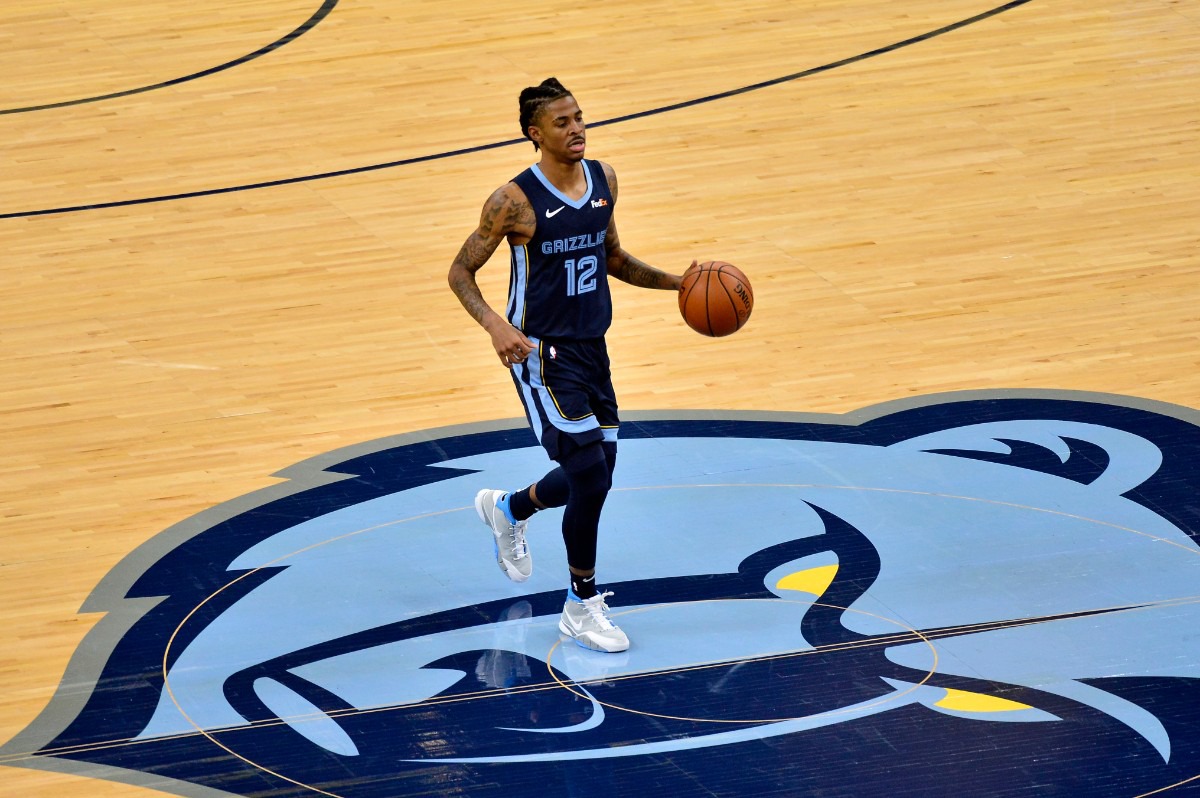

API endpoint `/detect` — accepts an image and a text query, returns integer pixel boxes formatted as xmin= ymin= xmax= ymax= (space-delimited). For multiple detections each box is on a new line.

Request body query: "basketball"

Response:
xmin=678 ymin=261 xmax=754 ymax=337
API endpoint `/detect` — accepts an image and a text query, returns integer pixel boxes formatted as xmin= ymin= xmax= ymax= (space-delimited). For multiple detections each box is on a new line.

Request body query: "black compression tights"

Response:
xmin=509 ymin=442 xmax=616 ymax=572
xmin=560 ymin=447 xmax=612 ymax=572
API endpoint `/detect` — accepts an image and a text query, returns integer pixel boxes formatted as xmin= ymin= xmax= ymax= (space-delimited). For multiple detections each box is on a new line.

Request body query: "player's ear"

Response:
xmin=527 ymin=124 xmax=543 ymax=147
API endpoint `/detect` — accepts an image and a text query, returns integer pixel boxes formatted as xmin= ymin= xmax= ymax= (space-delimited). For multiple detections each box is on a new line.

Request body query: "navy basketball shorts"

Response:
xmin=510 ymin=337 xmax=619 ymax=463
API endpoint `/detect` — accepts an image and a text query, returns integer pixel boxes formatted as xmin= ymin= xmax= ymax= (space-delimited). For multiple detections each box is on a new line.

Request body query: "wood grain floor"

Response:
xmin=1 ymin=0 xmax=1197 ymax=795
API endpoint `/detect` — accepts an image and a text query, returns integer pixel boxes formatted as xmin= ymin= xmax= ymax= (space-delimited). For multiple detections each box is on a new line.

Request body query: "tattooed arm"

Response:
xmin=448 ymin=184 xmax=538 ymax=368
xmin=599 ymin=162 xmax=688 ymax=291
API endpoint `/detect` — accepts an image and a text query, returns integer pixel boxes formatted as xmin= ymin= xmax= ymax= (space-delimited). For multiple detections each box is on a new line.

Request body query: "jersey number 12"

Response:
xmin=563 ymin=256 xmax=598 ymax=297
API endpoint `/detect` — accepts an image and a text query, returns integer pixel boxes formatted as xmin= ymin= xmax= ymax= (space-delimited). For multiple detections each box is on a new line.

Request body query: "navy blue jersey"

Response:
xmin=507 ymin=160 xmax=615 ymax=340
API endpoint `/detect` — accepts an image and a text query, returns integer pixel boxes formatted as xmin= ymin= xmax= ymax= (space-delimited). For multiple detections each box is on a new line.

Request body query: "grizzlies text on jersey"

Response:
xmin=507 ymin=160 xmax=615 ymax=340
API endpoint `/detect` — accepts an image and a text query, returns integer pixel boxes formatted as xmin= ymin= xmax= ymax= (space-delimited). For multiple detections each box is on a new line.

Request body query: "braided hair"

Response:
xmin=518 ymin=77 xmax=573 ymax=151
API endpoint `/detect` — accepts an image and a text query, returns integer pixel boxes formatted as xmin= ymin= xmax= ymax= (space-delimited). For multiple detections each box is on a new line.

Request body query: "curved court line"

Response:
xmin=545 ymin=598 xmax=940 ymax=726
xmin=6 ymin=484 xmax=1196 ymax=795
xmin=0 ymin=0 xmax=1033 ymax=220
xmin=5 ymin=596 xmax=1196 ymax=765
xmin=156 ymin=506 xmax=466 ymax=798
xmin=618 ymin=482 xmax=1200 ymax=556
xmin=0 ymin=0 xmax=338 ymax=117
xmin=153 ymin=481 xmax=1193 ymax=794
xmin=1137 ymin=775 xmax=1200 ymax=798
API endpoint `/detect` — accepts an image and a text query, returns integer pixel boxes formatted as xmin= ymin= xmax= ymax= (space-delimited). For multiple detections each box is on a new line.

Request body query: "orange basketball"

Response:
xmin=678 ymin=261 xmax=753 ymax=337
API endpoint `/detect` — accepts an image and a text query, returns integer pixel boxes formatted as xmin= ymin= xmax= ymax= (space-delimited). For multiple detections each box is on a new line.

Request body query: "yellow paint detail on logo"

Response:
xmin=775 ymin=565 xmax=838 ymax=596
xmin=935 ymin=689 xmax=1031 ymax=713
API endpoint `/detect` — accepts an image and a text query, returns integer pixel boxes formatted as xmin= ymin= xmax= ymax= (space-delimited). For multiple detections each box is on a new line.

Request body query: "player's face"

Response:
xmin=531 ymin=96 xmax=586 ymax=162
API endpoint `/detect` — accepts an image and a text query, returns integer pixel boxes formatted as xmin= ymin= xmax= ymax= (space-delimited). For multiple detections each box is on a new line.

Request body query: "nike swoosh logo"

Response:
xmin=546 ymin=206 xmax=565 ymax=218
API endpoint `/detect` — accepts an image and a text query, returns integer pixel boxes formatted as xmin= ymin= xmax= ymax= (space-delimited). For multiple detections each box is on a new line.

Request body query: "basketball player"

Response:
xmin=447 ymin=78 xmax=687 ymax=652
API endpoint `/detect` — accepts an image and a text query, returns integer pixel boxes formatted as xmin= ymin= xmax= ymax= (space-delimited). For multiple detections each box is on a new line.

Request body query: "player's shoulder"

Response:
xmin=593 ymin=160 xmax=617 ymax=183
xmin=593 ymin=160 xmax=618 ymax=198
xmin=482 ymin=180 xmax=532 ymax=215
xmin=477 ymin=180 xmax=535 ymax=238
xmin=489 ymin=179 xmax=530 ymax=204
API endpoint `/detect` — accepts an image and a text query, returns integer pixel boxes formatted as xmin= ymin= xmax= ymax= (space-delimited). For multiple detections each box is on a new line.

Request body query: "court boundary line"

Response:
xmin=0 ymin=0 xmax=1034 ymax=220
xmin=0 ymin=0 xmax=339 ymax=117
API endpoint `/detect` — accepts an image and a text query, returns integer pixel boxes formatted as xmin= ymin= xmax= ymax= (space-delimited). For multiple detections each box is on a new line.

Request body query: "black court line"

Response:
xmin=0 ymin=0 xmax=1032 ymax=220
xmin=0 ymin=0 xmax=338 ymax=116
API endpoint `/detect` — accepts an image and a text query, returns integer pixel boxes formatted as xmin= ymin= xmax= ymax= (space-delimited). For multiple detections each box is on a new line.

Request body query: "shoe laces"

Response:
xmin=581 ymin=591 xmax=616 ymax=630
xmin=507 ymin=519 xmax=529 ymax=560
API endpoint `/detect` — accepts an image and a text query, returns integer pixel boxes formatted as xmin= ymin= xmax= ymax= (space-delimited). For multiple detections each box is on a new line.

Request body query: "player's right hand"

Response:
xmin=487 ymin=322 xmax=535 ymax=369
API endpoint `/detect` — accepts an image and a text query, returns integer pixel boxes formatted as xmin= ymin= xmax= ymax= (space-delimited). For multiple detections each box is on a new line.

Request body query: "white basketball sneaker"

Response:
xmin=558 ymin=590 xmax=630 ymax=653
xmin=474 ymin=489 xmax=532 ymax=582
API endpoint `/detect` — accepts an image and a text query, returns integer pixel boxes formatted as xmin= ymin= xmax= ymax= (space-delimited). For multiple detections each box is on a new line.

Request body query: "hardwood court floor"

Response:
xmin=1 ymin=1 xmax=1198 ymax=796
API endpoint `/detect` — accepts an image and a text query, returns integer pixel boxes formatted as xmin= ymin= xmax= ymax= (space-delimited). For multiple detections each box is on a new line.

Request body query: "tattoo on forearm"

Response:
xmin=448 ymin=266 xmax=492 ymax=325
xmin=449 ymin=232 xmax=502 ymax=324
xmin=609 ymin=250 xmax=677 ymax=289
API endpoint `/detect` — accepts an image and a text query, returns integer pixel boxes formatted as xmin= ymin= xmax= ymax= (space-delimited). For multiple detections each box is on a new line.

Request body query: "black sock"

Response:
xmin=507 ymin=487 xmax=538 ymax=522
xmin=571 ymin=572 xmax=597 ymax=600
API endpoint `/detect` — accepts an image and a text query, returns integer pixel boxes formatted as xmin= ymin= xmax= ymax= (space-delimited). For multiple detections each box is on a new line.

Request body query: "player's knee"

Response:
xmin=580 ymin=461 xmax=612 ymax=502
xmin=563 ymin=448 xmax=611 ymax=503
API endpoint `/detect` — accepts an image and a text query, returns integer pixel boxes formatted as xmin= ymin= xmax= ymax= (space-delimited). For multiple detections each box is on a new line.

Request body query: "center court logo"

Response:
xmin=4 ymin=392 xmax=1200 ymax=798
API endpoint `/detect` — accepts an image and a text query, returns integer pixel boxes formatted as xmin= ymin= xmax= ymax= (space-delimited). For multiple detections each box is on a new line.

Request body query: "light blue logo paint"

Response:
xmin=5 ymin=393 xmax=1199 ymax=797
